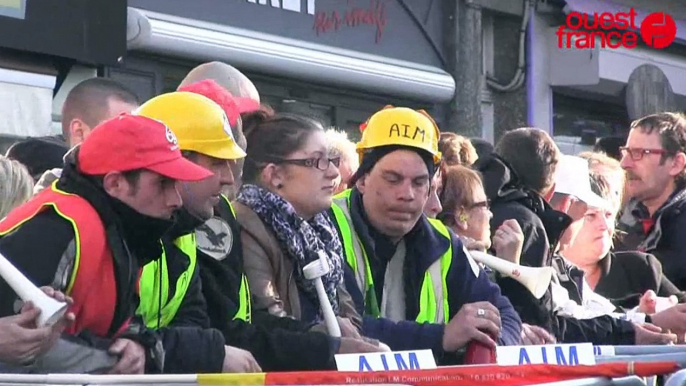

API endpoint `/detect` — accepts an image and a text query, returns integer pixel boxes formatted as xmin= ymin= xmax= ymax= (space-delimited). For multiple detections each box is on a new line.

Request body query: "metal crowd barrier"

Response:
xmin=0 ymin=345 xmax=683 ymax=386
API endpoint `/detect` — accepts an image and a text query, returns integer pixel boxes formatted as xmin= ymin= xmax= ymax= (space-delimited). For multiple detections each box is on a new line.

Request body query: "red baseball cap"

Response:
xmin=233 ymin=97 xmax=261 ymax=114
xmin=178 ymin=79 xmax=260 ymax=123
xmin=78 ymin=114 xmax=213 ymax=181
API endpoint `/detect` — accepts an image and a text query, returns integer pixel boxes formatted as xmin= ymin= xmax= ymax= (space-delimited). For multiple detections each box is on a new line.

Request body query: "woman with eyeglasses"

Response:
xmin=437 ymin=165 xmax=557 ymax=344
xmin=437 ymin=165 xmax=523 ymax=263
xmin=233 ymin=110 xmax=364 ymax=334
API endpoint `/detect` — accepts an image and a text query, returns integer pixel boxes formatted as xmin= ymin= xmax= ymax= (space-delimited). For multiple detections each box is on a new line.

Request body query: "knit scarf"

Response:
xmin=237 ymin=184 xmax=343 ymax=317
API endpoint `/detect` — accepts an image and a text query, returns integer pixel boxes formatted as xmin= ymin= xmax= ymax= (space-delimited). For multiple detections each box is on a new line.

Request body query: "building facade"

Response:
xmin=119 ymin=0 xmax=455 ymax=141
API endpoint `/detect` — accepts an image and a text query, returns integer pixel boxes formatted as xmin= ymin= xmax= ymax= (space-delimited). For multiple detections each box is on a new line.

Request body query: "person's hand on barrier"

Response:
xmin=108 ymin=338 xmax=146 ymax=374
xmin=443 ymin=302 xmax=500 ymax=352
xmin=520 ymin=324 xmax=556 ymax=345
xmin=223 ymin=345 xmax=262 ymax=373
xmin=632 ymin=323 xmax=677 ymax=345
xmin=649 ymin=303 xmax=686 ymax=335
xmin=338 ymin=337 xmax=390 ymax=354
xmin=492 ymin=219 xmax=524 ymax=264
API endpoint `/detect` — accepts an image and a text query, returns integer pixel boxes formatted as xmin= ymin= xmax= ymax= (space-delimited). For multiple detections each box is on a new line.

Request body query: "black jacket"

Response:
xmin=0 ymin=154 xmax=168 ymax=373
xmin=475 ymin=154 xmax=636 ymax=345
xmin=593 ymin=251 xmax=686 ymax=309
xmin=616 ymin=186 xmax=686 ymax=289
xmin=196 ymin=197 xmax=340 ymax=371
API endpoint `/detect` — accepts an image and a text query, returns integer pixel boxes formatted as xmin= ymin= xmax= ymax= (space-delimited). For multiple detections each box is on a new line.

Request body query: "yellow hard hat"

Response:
xmin=135 ymin=91 xmax=246 ymax=160
xmin=357 ymin=106 xmax=441 ymax=164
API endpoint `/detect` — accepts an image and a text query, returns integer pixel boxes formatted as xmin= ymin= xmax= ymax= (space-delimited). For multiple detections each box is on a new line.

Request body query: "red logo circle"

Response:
xmin=641 ymin=12 xmax=677 ymax=49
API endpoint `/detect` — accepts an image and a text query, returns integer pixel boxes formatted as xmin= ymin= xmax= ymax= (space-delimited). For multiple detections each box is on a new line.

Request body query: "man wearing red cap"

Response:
xmin=0 ymin=114 xmax=212 ymax=374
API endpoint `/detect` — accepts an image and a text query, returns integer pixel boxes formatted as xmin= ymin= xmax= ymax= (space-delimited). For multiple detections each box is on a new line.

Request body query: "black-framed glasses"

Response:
xmin=619 ymin=147 xmax=673 ymax=161
xmin=274 ymin=156 xmax=341 ymax=171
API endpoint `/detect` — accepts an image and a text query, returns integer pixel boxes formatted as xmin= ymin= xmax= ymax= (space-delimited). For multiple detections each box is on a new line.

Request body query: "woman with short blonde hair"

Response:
xmin=0 ymin=156 xmax=33 ymax=219
xmin=325 ymin=128 xmax=359 ymax=194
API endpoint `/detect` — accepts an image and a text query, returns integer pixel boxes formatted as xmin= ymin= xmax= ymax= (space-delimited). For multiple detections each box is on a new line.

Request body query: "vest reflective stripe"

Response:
xmin=330 ymin=193 xmax=379 ymax=316
xmin=0 ymin=182 xmax=117 ymax=337
xmin=139 ymin=234 xmax=197 ymax=328
xmin=234 ymin=273 xmax=251 ymax=323
xmin=331 ymin=189 xmax=452 ymax=324
xmin=220 ymin=194 xmax=251 ymax=323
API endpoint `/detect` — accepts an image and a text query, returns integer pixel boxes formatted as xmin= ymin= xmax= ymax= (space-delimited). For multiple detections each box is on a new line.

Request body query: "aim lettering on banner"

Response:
xmin=496 ymin=343 xmax=595 ymax=366
xmin=335 ymin=349 xmax=436 ymax=372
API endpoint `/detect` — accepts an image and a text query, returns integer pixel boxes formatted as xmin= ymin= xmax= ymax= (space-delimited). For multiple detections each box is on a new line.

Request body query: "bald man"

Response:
xmin=178 ymin=61 xmax=260 ymax=199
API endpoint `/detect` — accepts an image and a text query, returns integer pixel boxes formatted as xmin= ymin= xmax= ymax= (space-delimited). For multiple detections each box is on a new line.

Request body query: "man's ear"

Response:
xmin=670 ymin=152 xmax=686 ymax=178
xmin=69 ymin=119 xmax=89 ymax=147
xmin=355 ymin=174 xmax=367 ymax=194
xmin=102 ymin=172 xmax=125 ymax=198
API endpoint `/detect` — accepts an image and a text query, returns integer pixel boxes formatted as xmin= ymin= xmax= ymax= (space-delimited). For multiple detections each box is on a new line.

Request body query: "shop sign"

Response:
xmin=313 ymin=0 xmax=388 ymax=44
xmin=246 ymin=0 xmax=389 ymax=44
xmin=556 ymin=9 xmax=677 ymax=50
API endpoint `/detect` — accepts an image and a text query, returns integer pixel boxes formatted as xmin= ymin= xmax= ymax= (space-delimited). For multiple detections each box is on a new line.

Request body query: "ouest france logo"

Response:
xmin=556 ymin=9 xmax=678 ymax=50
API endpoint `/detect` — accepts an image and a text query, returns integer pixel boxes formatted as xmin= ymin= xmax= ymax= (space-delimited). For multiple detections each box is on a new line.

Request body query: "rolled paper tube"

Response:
xmin=0 ymin=252 xmax=67 ymax=326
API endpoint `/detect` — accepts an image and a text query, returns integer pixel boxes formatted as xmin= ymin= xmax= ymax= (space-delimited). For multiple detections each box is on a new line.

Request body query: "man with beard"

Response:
xmin=616 ymin=113 xmax=686 ymax=290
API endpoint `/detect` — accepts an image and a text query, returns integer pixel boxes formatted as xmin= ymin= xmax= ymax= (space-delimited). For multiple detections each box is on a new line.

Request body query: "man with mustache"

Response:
xmin=478 ymin=129 xmax=677 ymax=345
xmin=329 ymin=106 xmax=522 ymax=363
xmin=616 ymin=113 xmax=686 ymax=290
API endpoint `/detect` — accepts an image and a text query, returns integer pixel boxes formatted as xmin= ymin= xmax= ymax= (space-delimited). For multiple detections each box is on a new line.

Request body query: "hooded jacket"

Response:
xmin=475 ymin=154 xmax=635 ymax=344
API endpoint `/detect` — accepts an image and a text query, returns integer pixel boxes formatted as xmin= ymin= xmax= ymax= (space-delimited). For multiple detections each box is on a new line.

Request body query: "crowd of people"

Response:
xmin=0 ymin=60 xmax=685 ymax=374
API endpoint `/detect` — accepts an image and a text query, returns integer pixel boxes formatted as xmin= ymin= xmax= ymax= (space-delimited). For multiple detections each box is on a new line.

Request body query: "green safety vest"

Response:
xmin=330 ymin=189 xmax=452 ymax=324
xmin=139 ymin=197 xmax=252 ymax=328
xmin=138 ymin=234 xmax=197 ymax=328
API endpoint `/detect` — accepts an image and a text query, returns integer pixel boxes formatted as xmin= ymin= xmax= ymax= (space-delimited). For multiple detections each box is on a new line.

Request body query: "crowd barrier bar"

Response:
xmin=599 ymin=347 xmax=686 ymax=356
xmin=597 ymin=354 xmax=686 ymax=367
xmin=529 ymin=377 xmax=645 ymax=386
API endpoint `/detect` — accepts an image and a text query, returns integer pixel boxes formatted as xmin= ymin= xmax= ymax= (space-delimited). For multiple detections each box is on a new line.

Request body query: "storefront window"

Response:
xmin=553 ymin=92 xmax=631 ymax=141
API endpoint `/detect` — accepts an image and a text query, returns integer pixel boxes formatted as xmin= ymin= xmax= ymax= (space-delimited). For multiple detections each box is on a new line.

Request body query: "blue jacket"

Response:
xmin=331 ymin=188 xmax=522 ymax=363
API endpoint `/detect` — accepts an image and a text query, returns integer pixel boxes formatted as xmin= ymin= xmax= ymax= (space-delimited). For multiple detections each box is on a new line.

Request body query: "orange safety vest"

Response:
xmin=0 ymin=185 xmax=121 ymax=337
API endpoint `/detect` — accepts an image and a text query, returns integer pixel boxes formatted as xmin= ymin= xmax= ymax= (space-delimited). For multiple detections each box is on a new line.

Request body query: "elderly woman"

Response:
xmin=325 ymin=128 xmax=359 ymax=194
xmin=562 ymin=173 xmax=685 ymax=312
xmin=437 ymin=165 xmax=555 ymax=345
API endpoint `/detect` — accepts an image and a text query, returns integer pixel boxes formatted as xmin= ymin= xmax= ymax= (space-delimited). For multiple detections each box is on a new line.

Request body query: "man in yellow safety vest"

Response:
xmin=329 ymin=106 xmax=522 ymax=363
